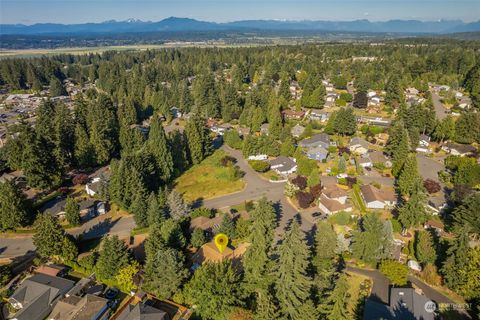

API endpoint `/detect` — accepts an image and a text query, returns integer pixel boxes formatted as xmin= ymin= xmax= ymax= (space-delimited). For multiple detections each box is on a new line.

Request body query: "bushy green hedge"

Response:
xmin=248 ymin=160 xmax=270 ymax=172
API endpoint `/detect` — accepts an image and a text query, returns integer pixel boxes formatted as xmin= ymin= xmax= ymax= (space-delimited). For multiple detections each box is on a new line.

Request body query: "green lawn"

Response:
xmin=175 ymin=150 xmax=246 ymax=202
xmin=345 ymin=272 xmax=372 ymax=318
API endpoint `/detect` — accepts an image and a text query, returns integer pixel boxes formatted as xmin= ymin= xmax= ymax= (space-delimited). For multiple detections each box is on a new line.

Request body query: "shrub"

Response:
xmin=338 ymin=178 xmax=347 ymax=185
xmin=296 ymin=191 xmax=314 ymax=208
xmin=73 ymin=174 xmax=89 ymax=185
xmin=346 ymin=176 xmax=357 ymax=188
xmin=391 ymin=219 xmax=402 ymax=233
xmin=310 ymin=184 xmax=323 ymax=198
xmin=291 ymin=176 xmax=308 ymax=190
xmin=248 ymin=160 xmax=270 ymax=172
xmin=191 ymin=228 xmax=207 ymax=248
xmin=420 ymin=263 xmax=442 ymax=286
xmin=220 ymin=156 xmax=237 ymax=167
xmin=330 ymin=211 xmax=351 ymax=225
xmin=191 ymin=208 xmax=215 ymax=219
xmin=423 ymin=179 xmax=441 ymax=194
xmin=379 ymin=260 xmax=408 ymax=286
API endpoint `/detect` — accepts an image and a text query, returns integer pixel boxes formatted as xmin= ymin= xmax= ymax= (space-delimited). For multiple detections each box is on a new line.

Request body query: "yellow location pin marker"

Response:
xmin=214 ymin=233 xmax=229 ymax=253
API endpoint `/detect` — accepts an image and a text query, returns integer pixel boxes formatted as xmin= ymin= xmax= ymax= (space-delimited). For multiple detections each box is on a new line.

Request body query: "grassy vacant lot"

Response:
xmin=345 ymin=271 xmax=372 ymax=318
xmin=175 ymin=150 xmax=245 ymax=202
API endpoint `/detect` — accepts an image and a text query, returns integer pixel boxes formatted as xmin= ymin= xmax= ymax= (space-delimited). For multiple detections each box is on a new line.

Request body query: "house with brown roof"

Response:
xmin=322 ymin=185 xmax=348 ymax=204
xmin=281 ymin=109 xmax=305 ymax=120
xmin=318 ymin=194 xmax=352 ymax=215
xmin=191 ymin=241 xmax=250 ymax=269
xmin=360 ymin=184 xmax=397 ymax=209
xmin=48 ymin=294 xmax=110 ymax=320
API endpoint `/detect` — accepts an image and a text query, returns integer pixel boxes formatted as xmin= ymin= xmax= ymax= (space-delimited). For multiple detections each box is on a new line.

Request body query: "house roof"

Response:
xmin=49 ymin=294 xmax=109 ymax=320
xmin=192 ymin=241 xmax=235 ymax=265
xmin=368 ymin=151 xmax=388 ymax=164
xmin=319 ymin=194 xmax=351 ymax=213
xmin=419 ymin=134 xmax=430 ymax=142
xmin=349 ymin=137 xmax=369 ymax=148
xmin=300 ymin=133 xmax=331 ymax=147
xmin=361 ymin=184 xmax=396 ymax=203
xmin=322 ymin=185 xmax=347 ymax=199
xmin=190 ymin=214 xmax=225 ymax=232
xmin=269 ymin=156 xmax=297 ymax=172
xmin=10 ymin=274 xmax=75 ymax=320
xmin=445 ymin=143 xmax=476 ymax=154
xmin=425 ymin=219 xmax=444 ymax=230
xmin=117 ymin=302 xmax=167 ymax=320
xmin=35 ymin=265 xmax=66 ymax=277
xmin=306 ymin=146 xmax=328 ymax=155
xmin=282 ymin=109 xmax=305 ymax=118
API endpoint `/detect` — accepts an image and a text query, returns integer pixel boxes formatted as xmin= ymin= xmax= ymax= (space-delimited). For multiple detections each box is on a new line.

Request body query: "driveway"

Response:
xmin=416 ymin=154 xmax=445 ymax=182
xmin=431 ymin=91 xmax=448 ymax=120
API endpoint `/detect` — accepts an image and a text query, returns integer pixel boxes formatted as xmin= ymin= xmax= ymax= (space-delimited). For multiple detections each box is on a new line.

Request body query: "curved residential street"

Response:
xmin=0 ymin=144 xmax=314 ymax=259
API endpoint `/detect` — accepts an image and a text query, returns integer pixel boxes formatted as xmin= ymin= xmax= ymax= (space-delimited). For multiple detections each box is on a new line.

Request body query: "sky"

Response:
xmin=1 ymin=0 xmax=479 ymax=25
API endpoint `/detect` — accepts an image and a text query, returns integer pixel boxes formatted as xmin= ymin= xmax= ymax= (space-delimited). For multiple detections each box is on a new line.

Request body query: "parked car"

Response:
xmin=104 ymin=287 xmax=119 ymax=299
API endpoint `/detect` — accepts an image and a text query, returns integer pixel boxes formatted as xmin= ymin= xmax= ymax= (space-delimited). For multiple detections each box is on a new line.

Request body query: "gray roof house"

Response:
xmin=306 ymin=146 xmax=328 ymax=162
xmin=269 ymin=156 xmax=297 ymax=176
xmin=9 ymin=273 xmax=75 ymax=320
xmin=291 ymin=124 xmax=305 ymax=138
xmin=47 ymin=294 xmax=110 ymax=320
xmin=363 ymin=287 xmax=434 ymax=320
xmin=117 ymin=301 xmax=167 ymax=320
xmin=299 ymin=133 xmax=334 ymax=149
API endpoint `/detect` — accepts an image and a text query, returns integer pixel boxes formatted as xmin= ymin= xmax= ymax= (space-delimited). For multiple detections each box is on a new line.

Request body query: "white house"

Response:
xmin=318 ymin=194 xmax=352 ymax=215
xmin=349 ymin=137 xmax=370 ymax=155
xmin=269 ymin=156 xmax=297 ymax=176
xmin=357 ymin=154 xmax=373 ymax=168
xmin=360 ymin=184 xmax=397 ymax=209
xmin=248 ymin=154 xmax=268 ymax=161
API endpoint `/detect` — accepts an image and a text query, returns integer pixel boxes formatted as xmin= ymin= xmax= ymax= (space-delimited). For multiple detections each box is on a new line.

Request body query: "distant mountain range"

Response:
xmin=1 ymin=17 xmax=480 ymax=35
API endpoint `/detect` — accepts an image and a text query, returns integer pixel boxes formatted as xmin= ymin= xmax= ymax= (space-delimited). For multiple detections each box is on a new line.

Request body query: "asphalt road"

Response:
xmin=0 ymin=144 xmax=314 ymax=259
xmin=431 ymin=91 xmax=448 ymax=120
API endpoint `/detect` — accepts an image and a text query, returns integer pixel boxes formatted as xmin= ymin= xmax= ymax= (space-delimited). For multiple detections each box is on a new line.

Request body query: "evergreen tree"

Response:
xmin=169 ymin=130 xmax=190 ymax=175
xmin=49 ymin=77 xmax=66 ymax=96
xmin=130 ymin=187 xmax=148 ymax=228
xmin=280 ymin=137 xmax=296 ymax=157
xmin=147 ymin=114 xmax=174 ymax=182
xmin=185 ymin=114 xmax=211 ymax=165
xmin=33 ymin=214 xmax=77 ymax=261
xmin=333 ymin=107 xmax=357 ymax=136
xmin=397 ymin=186 xmax=428 ymax=229
xmin=321 ymin=273 xmax=351 ymax=320
xmin=0 ymin=181 xmax=30 ymax=231
xmin=452 ymin=193 xmax=480 ymax=236
xmin=167 ymin=190 xmax=190 ymax=220
xmin=391 ymin=128 xmax=410 ymax=177
xmin=96 ymin=235 xmax=130 ymax=280
xmin=217 ymin=213 xmax=236 ymax=239
xmin=255 ymin=289 xmax=279 ymax=320
xmin=191 ymin=228 xmax=206 ymax=248
xmin=143 ymin=242 xmax=188 ymax=300
xmin=243 ymin=198 xmax=277 ymax=292
xmin=352 ymin=213 xmax=391 ymax=265
xmin=442 ymin=229 xmax=471 ymax=294
xmin=313 ymin=222 xmax=337 ymax=296
xmin=397 ymin=153 xmax=422 ymax=196
xmin=74 ymin=124 xmax=96 ymax=168
xmin=415 ymin=231 xmax=437 ymax=265
xmin=159 ymin=219 xmax=187 ymax=249
xmin=184 ymin=261 xmax=242 ymax=320
xmin=147 ymin=192 xmax=165 ymax=226
xmin=64 ymin=196 xmax=81 ymax=226
xmin=274 ymin=220 xmax=311 ymax=319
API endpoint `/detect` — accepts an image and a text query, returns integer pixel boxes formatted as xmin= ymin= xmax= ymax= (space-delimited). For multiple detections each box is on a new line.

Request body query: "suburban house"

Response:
xmin=426 ymin=195 xmax=447 ymax=215
xmin=323 ymin=184 xmax=348 ymax=204
xmin=306 ymin=146 xmax=329 ymax=162
xmin=269 ymin=156 xmax=297 ymax=176
xmin=237 ymin=127 xmax=251 ymax=137
xmin=47 ymin=294 xmax=110 ymax=320
xmin=117 ymin=300 xmax=167 ymax=320
xmin=363 ymin=287 xmax=434 ymax=320
xmin=424 ymin=219 xmax=444 ymax=236
xmin=281 ymin=109 xmax=305 ymax=120
xmin=308 ymin=109 xmax=329 ymax=122
xmin=299 ymin=133 xmax=335 ymax=149
xmin=291 ymin=124 xmax=305 ymax=138
xmin=368 ymin=96 xmax=381 ymax=106
xmin=85 ymin=177 xmax=101 ymax=196
xmin=360 ymin=184 xmax=397 ymax=209
xmin=442 ymin=143 xmax=476 ymax=157
xmin=9 ymin=273 xmax=75 ymax=320
xmin=349 ymin=137 xmax=370 ymax=155
xmin=170 ymin=106 xmax=182 ymax=118
xmin=260 ymin=123 xmax=269 ymax=135
xmin=191 ymin=241 xmax=250 ymax=268
xmin=368 ymin=150 xmax=392 ymax=168
xmin=318 ymin=185 xmax=352 ymax=215
xmin=189 ymin=214 xmax=226 ymax=236
xmin=416 ymin=134 xmax=431 ymax=153
xmin=247 ymin=154 xmax=268 ymax=161
xmin=42 ymin=197 xmax=100 ymax=220
xmin=210 ymin=123 xmax=231 ymax=136
xmin=357 ymin=154 xmax=373 ymax=168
